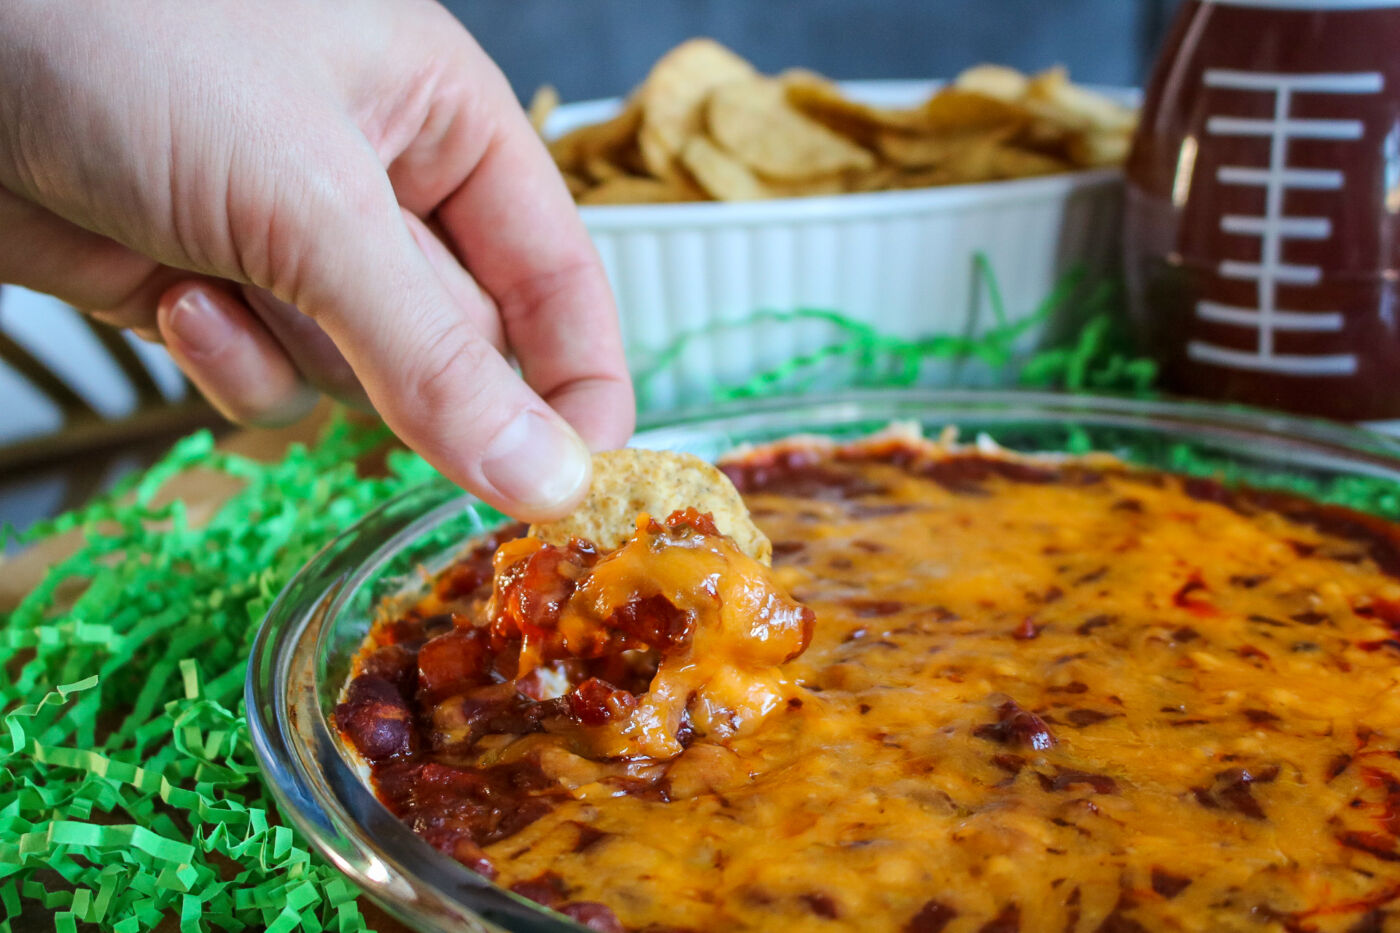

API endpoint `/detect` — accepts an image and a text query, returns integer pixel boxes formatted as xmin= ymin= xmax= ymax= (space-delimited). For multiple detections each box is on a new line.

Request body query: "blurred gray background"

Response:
xmin=443 ymin=0 xmax=1183 ymax=102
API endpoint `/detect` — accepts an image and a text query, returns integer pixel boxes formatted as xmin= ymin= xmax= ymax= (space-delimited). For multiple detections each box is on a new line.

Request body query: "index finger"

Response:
xmin=433 ymin=70 xmax=635 ymax=452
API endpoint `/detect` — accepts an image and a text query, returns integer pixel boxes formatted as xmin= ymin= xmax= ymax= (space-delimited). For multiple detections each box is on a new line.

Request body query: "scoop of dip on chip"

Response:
xmin=486 ymin=448 xmax=800 ymax=759
xmin=492 ymin=507 xmax=810 ymax=760
xmin=338 ymin=447 xmax=807 ymax=771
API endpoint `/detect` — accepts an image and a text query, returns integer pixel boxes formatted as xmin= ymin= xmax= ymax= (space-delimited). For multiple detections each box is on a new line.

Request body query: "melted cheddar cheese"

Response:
xmin=340 ymin=439 xmax=1400 ymax=933
xmin=488 ymin=510 xmax=811 ymax=759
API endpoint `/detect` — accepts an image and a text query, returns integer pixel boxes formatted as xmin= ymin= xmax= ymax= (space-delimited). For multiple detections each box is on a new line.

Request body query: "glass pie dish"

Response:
xmin=245 ymin=389 xmax=1400 ymax=933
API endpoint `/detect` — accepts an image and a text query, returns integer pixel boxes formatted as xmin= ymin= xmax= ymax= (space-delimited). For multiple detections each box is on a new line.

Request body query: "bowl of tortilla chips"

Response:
xmin=529 ymin=40 xmax=1138 ymax=408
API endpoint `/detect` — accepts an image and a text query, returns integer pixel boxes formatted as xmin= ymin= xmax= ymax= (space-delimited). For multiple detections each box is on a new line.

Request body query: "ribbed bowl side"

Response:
xmin=593 ymin=177 xmax=1124 ymax=409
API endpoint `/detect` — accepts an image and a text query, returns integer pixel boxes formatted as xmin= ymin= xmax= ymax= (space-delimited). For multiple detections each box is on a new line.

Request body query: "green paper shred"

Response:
xmin=0 ymin=258 xmax=1386 ymax=930
xmin=630 ymin=256 xmax=1153 ymax=407
xmin=2 ymin=418 xmax=395 ymax=933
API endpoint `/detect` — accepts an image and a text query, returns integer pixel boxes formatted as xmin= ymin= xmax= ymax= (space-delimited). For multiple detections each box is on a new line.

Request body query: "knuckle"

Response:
xmin=403 ymin=318 xmax=501 ymax=425
xmin=249 ymin=147 xmax=392 ymax=312
xmin=308 ymin=157 xmax=387 ymax=226
xmin=493 ymin=252 xmax=604 ymax=326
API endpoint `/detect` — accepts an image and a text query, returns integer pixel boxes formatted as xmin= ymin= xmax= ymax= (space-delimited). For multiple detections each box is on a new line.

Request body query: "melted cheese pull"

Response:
xmin=488 ymin=508 xmax=813 ymax=760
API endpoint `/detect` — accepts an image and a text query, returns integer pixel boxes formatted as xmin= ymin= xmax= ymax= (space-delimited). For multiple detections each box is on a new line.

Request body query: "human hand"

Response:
xmin=0 ymin=0 xmax=633 ymax=521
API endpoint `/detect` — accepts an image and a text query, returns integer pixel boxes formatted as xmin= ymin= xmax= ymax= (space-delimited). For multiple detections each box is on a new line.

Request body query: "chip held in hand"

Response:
xmin=529 ymin=448 xmax=772 ymax=564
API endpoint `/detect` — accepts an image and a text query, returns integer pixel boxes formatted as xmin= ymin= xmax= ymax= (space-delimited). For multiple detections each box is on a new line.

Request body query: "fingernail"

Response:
xmin=167 ymin=289 xmax=234 ymax=358
xmin=481 ymin=410 xmax=590 ymax=515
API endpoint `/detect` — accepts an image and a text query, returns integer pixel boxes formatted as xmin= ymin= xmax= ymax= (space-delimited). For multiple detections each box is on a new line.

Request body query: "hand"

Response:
xmin=0 ymin=0 xmax=634 ymax=521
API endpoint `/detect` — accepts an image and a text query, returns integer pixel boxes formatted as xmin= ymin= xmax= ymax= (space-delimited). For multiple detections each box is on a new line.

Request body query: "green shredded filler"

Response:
xmin=0 ymin=264 xmax=1392 ymax=931
xmin=631 ymin=257 xmax=1156 ymax=406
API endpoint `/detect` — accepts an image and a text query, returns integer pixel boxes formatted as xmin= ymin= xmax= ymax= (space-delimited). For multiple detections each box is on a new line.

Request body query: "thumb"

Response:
xmin=270 ymin=140 xmax=594 ymax=523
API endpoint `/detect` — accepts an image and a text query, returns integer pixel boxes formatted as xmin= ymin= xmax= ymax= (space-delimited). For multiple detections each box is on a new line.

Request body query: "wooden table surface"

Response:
xmin=2 ymin=407 xmax=329 ymax=605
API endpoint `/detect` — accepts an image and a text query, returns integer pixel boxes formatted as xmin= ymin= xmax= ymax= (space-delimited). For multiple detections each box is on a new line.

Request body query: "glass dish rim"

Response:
xmin=245 ymin=388 xmax=1400 ymax=933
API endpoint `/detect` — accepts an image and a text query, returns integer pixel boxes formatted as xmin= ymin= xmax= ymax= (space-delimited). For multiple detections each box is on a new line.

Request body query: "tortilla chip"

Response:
xmin=940 ymin=139 xmax=1002 ymax=184
xmin=953 ymin=64 xmax=1030 ymax=102
xmin=843 ymin=164 xmax=905 ymax=193
xmin=561 ymin=171 xmax=591 ymax=198
xmin=531 ymin=449 xmax=772 ymax=564
xmin=681 ymin=136 xmax=770 ymax=201
xmin=874 ymin=124 xmax=1019 ymax=169
xmin=917 ymin=89 xmax=1030 ymax=134
xmin=781 ymin=69 xmax=927 ymax=143
xmin=988 ymin=145 xmax=1072 ymax=178
xmin=637 ymin=123 xmax=676 ymax=184
xmin=582 ymin=154 xmax=627 ymax=183
xmin=1026 ymin=67 xmax=1137 ymax=134
xmin=942 ymin=143 xmax=1069 ymax=184
xmin=578 ymin=175 xmax=699 ymax=205
xmin=1067 ymin=129 xmax=1133 ymax=168
xmin=549 ymin=97 xmax=643 ymax=172
xmin=638 ymin=38 xmax=758 ymax=180
xmin=1013 ymin=114 xmax=1077 ymax=156
xmin=891 ymin=167 xmax=956 ymax=190
xmin=706 ymin=77 xmax=876 ymax=180
xmin=612 ymin=136 xmax=650 ymax=177
xmin=527 ymin=85 xmax=560 ymax=135
xmin=764 ymin=172 xmax=848 ymax=198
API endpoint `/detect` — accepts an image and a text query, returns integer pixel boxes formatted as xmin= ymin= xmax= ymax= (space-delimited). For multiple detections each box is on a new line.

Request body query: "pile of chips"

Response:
xmin=531 ymin=39 xmax=1138 ymax=204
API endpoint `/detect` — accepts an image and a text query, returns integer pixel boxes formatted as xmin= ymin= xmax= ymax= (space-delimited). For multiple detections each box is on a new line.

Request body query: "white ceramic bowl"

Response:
xmin=550 ymin=80 xmax=1136 ymax=408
